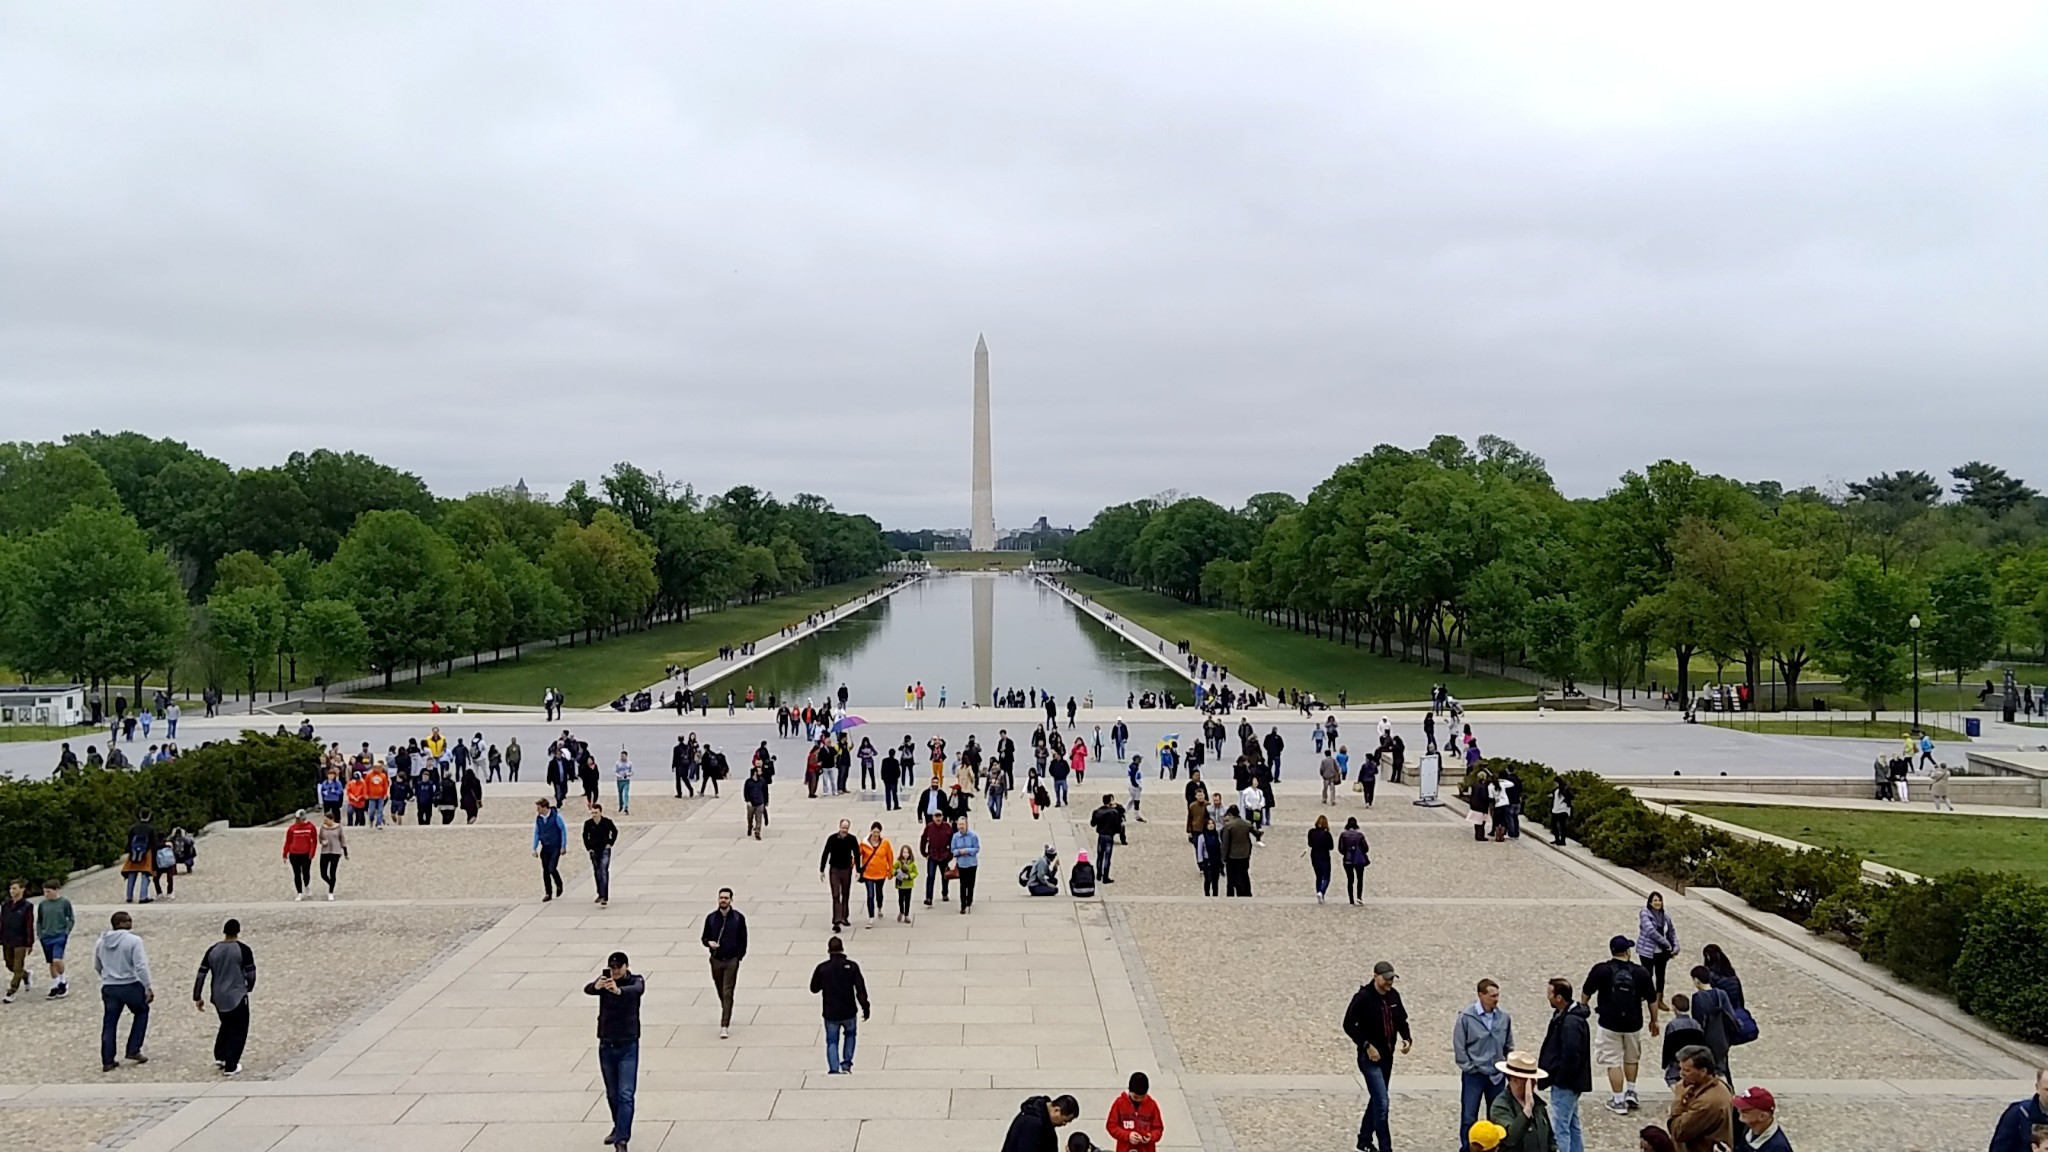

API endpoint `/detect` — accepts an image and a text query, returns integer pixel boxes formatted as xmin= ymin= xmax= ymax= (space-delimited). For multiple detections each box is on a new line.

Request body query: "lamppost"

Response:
xmin=1908 ymin=613 xmax=1921 ymax=733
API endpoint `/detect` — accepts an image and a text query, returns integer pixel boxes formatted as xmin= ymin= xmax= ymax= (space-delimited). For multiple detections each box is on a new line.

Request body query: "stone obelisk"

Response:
xmin=969 ymin=334 xmax=996 ymax=550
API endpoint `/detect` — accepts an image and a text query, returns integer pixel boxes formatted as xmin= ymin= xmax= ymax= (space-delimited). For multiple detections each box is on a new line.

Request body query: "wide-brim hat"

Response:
xmin=1494 ymin=1050 xmax=1548 ymax=1081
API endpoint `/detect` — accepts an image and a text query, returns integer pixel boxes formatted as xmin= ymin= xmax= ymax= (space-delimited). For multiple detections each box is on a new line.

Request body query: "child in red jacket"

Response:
xmin=1106 ymin=1071 xmax=1163 ymax=1152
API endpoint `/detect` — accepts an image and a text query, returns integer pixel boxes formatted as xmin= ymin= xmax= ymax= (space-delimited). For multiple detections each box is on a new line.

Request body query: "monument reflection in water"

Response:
xmin=730 ymin=574 xmax=1183 ymax=708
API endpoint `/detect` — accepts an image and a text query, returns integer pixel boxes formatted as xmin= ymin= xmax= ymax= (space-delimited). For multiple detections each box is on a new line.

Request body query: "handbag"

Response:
xmin=944 ymin=864 xmax=961 ymax=880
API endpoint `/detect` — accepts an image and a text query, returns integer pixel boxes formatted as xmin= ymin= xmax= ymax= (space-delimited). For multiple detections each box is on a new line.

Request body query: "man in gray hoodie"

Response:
xmin=193 ymin=919 xmax=257 ymax=1076
xmin=94 ymin=911 xmax=152 ymax=1071
xmin=1453 ymin=978 xmax=1514 ymax=1148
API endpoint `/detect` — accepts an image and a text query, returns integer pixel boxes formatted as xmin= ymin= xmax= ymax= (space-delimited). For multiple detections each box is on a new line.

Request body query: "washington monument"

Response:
xmin=970 ymin=334 xmax=996 ymax=550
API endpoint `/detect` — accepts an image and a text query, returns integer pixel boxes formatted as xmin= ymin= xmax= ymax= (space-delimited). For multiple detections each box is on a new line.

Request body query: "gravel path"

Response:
xmin=0 ymin=905 xmax=503 ymax=1084
xmin=1124 ymin=898 xmax=1989 ymax=1080
xmin=1216 ymin=1089 xmax=2008 ymax=1152
xmin=8 ymin=1105 xmax=148 ymax=1152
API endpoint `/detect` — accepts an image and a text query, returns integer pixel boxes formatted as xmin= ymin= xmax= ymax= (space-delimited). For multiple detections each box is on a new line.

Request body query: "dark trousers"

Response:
xmin=924 ymin=861 xmax=951 ymax=903
xmin=1551 ymin=811 xmax=1570 ymax=845
xmin=319 ymin=853 xmax=341 ymax=893
xmin=708 ymin=958 xmax=741 ymax=1028
xmin=1361 ymin=777 xmax=1376 ymax=805
xmin=100 ymin=982 xmax=149 ymax=1066
xmin=540 ymin=846 xmax=564 ymax=897
xmin=957 ymin=865 xmax=978 ymax=910
xmin=1096 ymin=834 xmax=1115 ymax=880
xmin=214 ymin=1000 xmax=251 ymax=1069
xmin=1202 ymin=863 xmax=1221 ymax=896
xmin=598 ymin=1040 xmax=639 ymax=1144
xmin=1225 ymin=857 xmax=1252 ymax=897
xmin=288 ymin=854 xmax=312 ymax=893
xmin=591 ymin=848 xmax=611 ymax=902
xmin=829 ymin=868 xmax=853 ymax=926
xmin=1459 ymin=1071 xmax=1500 ymax=1148
xmin=883 ymin=780 xmax=899 ymax=809
xmin=1344 ymin=862 xmax=1365 ymax=903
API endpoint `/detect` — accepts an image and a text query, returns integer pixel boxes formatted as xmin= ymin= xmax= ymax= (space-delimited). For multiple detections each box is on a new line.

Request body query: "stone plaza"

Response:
xmin=3 ymin=708 xmax=2039 ymax=1152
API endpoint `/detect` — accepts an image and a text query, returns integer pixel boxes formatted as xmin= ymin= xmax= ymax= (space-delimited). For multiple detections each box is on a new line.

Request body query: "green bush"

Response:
xmin=1858 ymin=871 xmax=2000 ymax=994
xmin=1706 ymin=839 xmax=1862 ymax=925
xmin=0 ymin=732 xmax=318 ymax=885
xmin=1952 ymin=878 xmax=2048 ymax=1044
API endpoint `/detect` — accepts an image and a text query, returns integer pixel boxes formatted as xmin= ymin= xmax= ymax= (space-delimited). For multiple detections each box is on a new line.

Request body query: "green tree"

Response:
xmin=1949 ymin=462 xmax=2036 ymax=519
xmin=652 ymin=506 xmax=740 ymax=619
xmin=1925 ymin=553 xmax=2002 ymax=685
xmin=321 ymin=510 xmax=461 ymax=686
xmin=1130 ymin=498 xmax=1250 ymax=602
xmin=294 ymin=598 xmax=369 ymax=698
xmin=1814 ymin=555 xmax=1917 ymax=718
xmin=0 ymin=442 xmax=121 ymax=536
xmin=1522 ymin=594 xmax=1582 ymax=689
xmin=206 ymin=584 xmax=286 ymax=711
xmin=283 ymin=449 xmax=435 ymax=558
xmin=0 ymin=506 xmax=188 ymax=698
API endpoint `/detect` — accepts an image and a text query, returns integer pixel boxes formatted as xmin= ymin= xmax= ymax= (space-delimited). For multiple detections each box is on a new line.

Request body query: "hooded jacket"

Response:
xmin=1000 ymin=1095 xmax=1060 ymax=1152
xmin=1537 ymin=1001 xmax=1592 ymax=1093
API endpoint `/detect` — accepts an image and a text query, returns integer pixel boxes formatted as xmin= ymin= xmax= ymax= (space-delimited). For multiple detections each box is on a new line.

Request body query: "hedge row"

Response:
xmin=1476 ymin=757 xmax=2048 ymax=1046
xmin=0 ymin=732 xmax=320 ymax=885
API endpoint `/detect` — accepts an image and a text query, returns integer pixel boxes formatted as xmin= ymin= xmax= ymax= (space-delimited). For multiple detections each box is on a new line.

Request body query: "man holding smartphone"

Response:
xmin=585 ymin=952 xmax=644 ymax=1151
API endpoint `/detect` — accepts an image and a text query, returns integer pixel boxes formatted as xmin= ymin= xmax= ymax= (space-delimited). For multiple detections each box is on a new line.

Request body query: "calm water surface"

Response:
xmin=725 ymin=574 xmax=1183 ymax=707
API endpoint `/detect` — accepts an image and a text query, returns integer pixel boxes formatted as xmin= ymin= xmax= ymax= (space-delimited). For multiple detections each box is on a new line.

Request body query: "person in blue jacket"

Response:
xmin=1989 ymin=1068 xmax=2048 ymax=1152
xmin=948 ymin=817 xmax=981 ymax=914
xmin=532 ymin=799 xmax=568 ymax=901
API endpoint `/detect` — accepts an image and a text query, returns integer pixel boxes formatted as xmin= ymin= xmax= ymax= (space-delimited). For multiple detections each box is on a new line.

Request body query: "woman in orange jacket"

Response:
xmin=857 ymin=823 xmax=894 ymax=928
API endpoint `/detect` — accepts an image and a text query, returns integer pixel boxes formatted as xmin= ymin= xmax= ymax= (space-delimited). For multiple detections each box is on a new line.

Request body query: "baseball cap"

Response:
xmin=1608 ymin=934 xmax=1633 ymax=955
xmin=1732 ymin=1086 xmax=1777 ymax=1112
xmin=1372 ymin=961 xmax=1398 ymax=979
xmin=1466 ymin=1119 xmax=1506 ymax=1150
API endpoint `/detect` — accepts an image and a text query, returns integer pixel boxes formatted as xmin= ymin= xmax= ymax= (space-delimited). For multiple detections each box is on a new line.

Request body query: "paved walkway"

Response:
xmin=10 ymin=747 xmax=2042 ymax=1152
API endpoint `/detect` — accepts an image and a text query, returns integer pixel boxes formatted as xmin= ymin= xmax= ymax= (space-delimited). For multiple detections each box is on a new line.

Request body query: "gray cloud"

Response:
xmin=3 ymin=3 xmax=2044 ymax=528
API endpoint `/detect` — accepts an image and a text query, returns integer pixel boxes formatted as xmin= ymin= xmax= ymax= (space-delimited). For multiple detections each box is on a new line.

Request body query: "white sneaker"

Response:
xmin=326 ymin=893 xmax=335 ymax=902
xmin=295 ymin=893 xmax=305 ymax=902
xmin=719 ymin=1027 xmax=730 ymax=1039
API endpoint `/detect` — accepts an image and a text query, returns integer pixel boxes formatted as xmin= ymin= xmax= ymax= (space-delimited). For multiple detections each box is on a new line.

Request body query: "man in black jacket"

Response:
xmin=1539 ymin=977 xmax=1593 ymax=1152
xmin=584 ymin=951 xmax=644 ymax=1152
xmin=1261 ymin=728 xmax=1284 ymax=779
xmin=583 ymin=803 xmax=618 ymax=908
xmin=671 ymin=737 xmax=694 ymax=798
xmin=1001 ymin=1093 xmax=1079 ymax=1152
xmin=700 ymin=888 xmax=747 ymax=1039
xmin=820 ymin=820 xmax=859 ymax=933
xmin=1342 ymin=960 xmax=1412 ymax=1152
xmin=1089 ymin=795 xmax=1125 ymax=883
xmin=808 ymin=936 xmax=870 ymax=1074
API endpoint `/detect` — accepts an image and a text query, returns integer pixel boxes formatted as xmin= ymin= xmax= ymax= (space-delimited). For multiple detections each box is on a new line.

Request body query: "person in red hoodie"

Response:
xmin=1106 ymin=1071 xmax=1163 ymax=1152
xmin=282 ymin=810 xmax=318 ymax=900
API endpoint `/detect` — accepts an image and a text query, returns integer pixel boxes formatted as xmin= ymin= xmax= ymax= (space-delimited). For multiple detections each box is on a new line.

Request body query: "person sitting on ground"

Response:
xmin=1021 ymin=846 xmax=1061 ymax=897
xmin=1069 ymin=851 xmax=1096 ymax=899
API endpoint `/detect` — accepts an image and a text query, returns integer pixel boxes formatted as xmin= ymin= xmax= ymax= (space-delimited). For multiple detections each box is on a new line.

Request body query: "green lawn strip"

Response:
xmin=1061 ymin=574 xmax=1517 ymax=703
xmin=0 ymin=724 xmax=101 ymax=744
xmin=1703 ymin=718 xmax=1971 ymax=742
xmin=1682 ymin=802 xmax=2048 ymax=883
xmin=354 ymin=576 xmax=891 ymax=708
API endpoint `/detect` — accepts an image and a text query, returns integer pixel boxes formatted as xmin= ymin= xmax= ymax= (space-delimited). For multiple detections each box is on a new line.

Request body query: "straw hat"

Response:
xmin=1494 ymin=1050 xmax=1549 ymax=1081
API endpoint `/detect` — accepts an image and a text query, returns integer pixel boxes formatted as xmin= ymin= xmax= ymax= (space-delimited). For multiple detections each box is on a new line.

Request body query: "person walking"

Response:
xmin=1343 ymin=960 xmax=1412 ymax=1152
xmin=893 ymin=845 xmax=918 ymax=923
xmin=1488 ymin=1051 xmax=1553 ymax=1152
xmin=1337 ymin=817 xmax=1370 ymax=905
xmin=505 ymin=737 xmax=521 ymax=782
xmin=37 ymin=879 xmax=74 ymax=998
xmin=1638 ymin=894 xmax=1680 ymax=1008
xmin=585 ymin=802 xmax=619 ymax=908
xmin=94 ymin=911 xmax=153 ymax=1071
xmin=365 ymin=762 xmax=390 ymax=828
xmin=950 ymin=816 xmax=982 ymax=913
xmin=858 ymin=823 xmax=894 ymax=928
xmin=283 ymin=810 xmax=317 ymax=900
xmin=1454 ymin=979 xmax=1515 ymax=1147
xmin=1538 ymin=979 xmax=1592 ymax=1152
xmin=700 ymin=888 xmax=747 ymax=1038
xmin=1582 ymin=935 xmax=1661 ymax=1115
xmin=122 ymin=809 xmax=158 ymax=904
xmin=1090 ymin=794 xmax=1125 ymax=884
xmin=1319 ymin=751 xmax=1341 ymax=805
xmin=0 ymin=880 xmax=33 ymax=1002
xmin=1549 ymin=779 xmax=1574 ymax=846
xmin=820 ymin=819 xmax=859 ymax=933
xmin=743 ymin=764 xmax=769 ymax=839
xmin=809 ymin=936 xmax=870 ymax=1073
xmin=533 ymin=799 xmax=568 ymax=901
xmin=585 ymin=951 xmax=644 ymax=1152
xmin=1219 ymin=806 xmax=1255 ymax=897
xmin=613 ymin=749 xmax=634 ymax=814
xmin=192 ymin=919 xmax=256 ymax=1076
xmin=1305 ymin=815 xmax=1334 ymax=903
xmin=1105 ymin=1071 xmax=1163 ymax=1152
xmin=1929 ymin=761 xmax=1954 ymax=811
xmin=459 ymin=767 xmax=483 ymax=824
xmin=317 ymin=813 xmax=348 ymax=901
xmin=919 ymin=812 xmax=953 ymax=906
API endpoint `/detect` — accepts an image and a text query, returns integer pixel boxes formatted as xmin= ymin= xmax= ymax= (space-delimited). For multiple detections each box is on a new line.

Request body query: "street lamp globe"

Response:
xmin=1909 ymin=614 xmax=1921 ymax=630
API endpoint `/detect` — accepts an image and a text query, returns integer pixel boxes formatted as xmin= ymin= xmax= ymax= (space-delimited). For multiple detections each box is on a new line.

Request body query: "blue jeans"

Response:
xmin=590 ymin=849 xmax=611 ymax=902
xmin=988 ymin=790 xmax=1003 ymax=819
xmin=1355 ymin=1055 xmax=1391 ymax=1152
xmin=1550 ymin=1086 xmax=1584 ymax=1152
xmin=825 ymin=1017 xmax=858 ymax=1072
xmin=597 ymin=1040 xmax=638 ymax=1144
xmin=367 ymin=798 xmax=386 ymax=827
xmin=1459 ymin=1070 xmax=1500 ymax=1148
xmin=616 ymin=779 xmax=631 ymax=810
xmin=1053 ymin=778 xmax=1067 ymax=806
xmin=123 ymin=872 xmax=152 ymax=902
xmin=100 ymin=982 xmax=149 ymax=1067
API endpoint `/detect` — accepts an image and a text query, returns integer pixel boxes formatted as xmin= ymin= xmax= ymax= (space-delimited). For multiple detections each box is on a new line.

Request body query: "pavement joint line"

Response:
xmin=1105 ymin=900 xmax=1237 ymax=1152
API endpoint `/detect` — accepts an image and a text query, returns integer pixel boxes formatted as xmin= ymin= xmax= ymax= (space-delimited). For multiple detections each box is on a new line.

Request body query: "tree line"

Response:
xmin=1064 ymin=435 xmax=2047 ymax=714
xmin=0 ymin=434 xmax=892 ymax=702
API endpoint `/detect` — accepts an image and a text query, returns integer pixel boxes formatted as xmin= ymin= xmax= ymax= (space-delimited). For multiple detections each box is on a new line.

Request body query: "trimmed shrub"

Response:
xmin=1952 ymin=878 xmax=2048 ymax=1044
xmin=1856 ymin=870 xmax=2000 ymax=994
xmin=0 ymin=732 xmax=318 ymax=885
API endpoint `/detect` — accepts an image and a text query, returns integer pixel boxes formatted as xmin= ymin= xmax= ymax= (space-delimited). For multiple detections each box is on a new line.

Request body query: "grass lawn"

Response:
xmin=1684 ymin=803 xmax=2048 ymax=883
xmin=0 ymin=723 xmax=98 ymax=744
xmin=1062 ymin=574 xmax=1518 ymax=703
xmin=1704 ymin=717 xmax=1972 ymax=742
xmin=923 ymin=551 xmax=1030 ymax=570
xmin=354 ymin=576 xmax=891 ymax=708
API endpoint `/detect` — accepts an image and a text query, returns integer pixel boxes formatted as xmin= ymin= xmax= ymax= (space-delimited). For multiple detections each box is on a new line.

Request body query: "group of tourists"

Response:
xmin=310 ymin=727 xmax=520 ymax=828
xmin=1873 ymin=729 xmax=1953 ymax=808
xmin=53 ymin=737 xmax=186 ymax=775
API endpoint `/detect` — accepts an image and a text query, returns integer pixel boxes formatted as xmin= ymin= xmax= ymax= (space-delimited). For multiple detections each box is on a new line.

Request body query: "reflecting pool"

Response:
xmin=723 ymin=574 xmax=1184 ymax=707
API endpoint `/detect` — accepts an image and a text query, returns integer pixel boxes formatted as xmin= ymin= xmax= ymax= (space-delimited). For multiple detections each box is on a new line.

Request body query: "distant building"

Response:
xmin=998 ymin=516 xmax=1073 ymax=553
xmin=0 ymin=683 xmax=85 ymax=727
xmin=514 ymin=478 xmax=531 ymax=502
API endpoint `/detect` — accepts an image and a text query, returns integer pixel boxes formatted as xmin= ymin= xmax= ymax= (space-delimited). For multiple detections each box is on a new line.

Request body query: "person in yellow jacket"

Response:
xmin=425 ymin=728 xmax=447 ymax=758
xmin=857 ymin=824 xmax=894 ymax=929
xmin=892 ymin=846 xmax=918 ymax=923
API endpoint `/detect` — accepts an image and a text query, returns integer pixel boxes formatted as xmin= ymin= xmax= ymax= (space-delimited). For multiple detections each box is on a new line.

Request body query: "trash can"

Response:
xmin=1965 ymin=717 xmax=1981 ymax=738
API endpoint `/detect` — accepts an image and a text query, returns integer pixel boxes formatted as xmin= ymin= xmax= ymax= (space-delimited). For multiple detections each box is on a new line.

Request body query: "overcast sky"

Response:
xmin=3 ymin=3 xmax=2044 ymax=530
